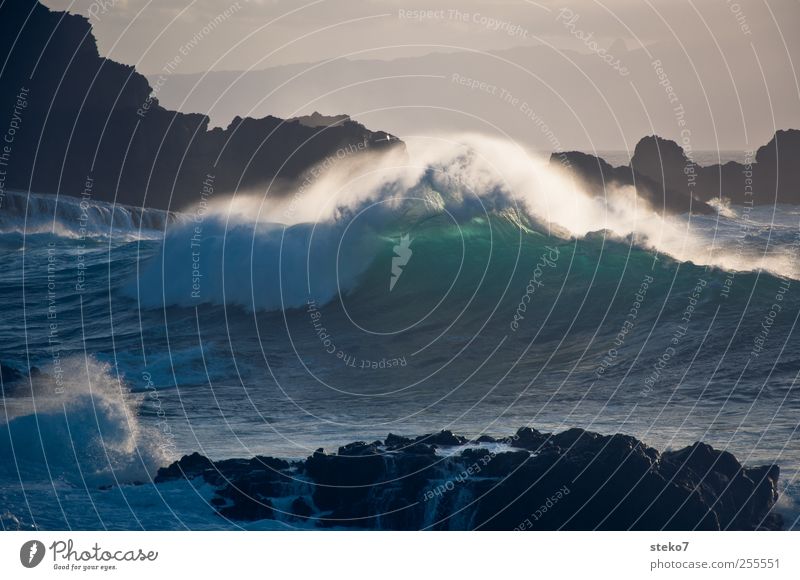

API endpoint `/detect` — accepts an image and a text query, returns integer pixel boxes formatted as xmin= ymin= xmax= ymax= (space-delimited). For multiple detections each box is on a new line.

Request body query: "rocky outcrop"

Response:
xmin=552 ymin=130 xmax=800 ymax=214
xmin=552 ymin=140 xmax=714 ymax=214
xmin=0 ymin=1 xmax=402 ymax=211
xmin=288 ymin=112 xmax=351 ymax=128
xmin=154 ymin=427 xmax=783 ymax=530
xmin=0 ymin=362 xmax=41 ymax=393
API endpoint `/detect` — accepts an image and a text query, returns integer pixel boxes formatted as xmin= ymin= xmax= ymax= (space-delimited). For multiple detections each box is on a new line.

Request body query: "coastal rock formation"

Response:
xmin=0 ymin=1 xmax=402 ymax=211
xmin=155 ymin=427 xmax=783 ymax=530
xmin=551 ymin=141 xmax=714 ymax=215
xmin=0 ymin=362 xmax=42 ymax=393
xmin=552 ymin=130 xmax=800 ymax=214
xmin=288 ymin=112 xmax=352 ymax=128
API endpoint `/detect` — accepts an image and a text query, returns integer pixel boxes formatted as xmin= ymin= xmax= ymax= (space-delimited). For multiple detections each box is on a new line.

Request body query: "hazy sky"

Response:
xmin=42 ymin=0 xmax=798 ymax=72
xmin=41 ymin=0 xmax=800 ymax=150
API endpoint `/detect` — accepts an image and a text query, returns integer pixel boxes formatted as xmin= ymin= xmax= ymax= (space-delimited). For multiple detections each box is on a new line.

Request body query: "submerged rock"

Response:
xmin=0 ymin=363 xmax=26 ymax=385
xmin=154 ymin=426 xmax=783 ymax=530
xmin=0 ymin=363 xmax=43 ymax=394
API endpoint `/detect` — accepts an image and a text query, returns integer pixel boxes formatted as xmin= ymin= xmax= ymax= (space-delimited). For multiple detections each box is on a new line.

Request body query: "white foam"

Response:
xmin=0 ymin=356 xmax=171 ymax=486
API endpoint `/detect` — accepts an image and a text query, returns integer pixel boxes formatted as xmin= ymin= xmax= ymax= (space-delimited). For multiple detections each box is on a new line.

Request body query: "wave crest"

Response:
xmin=129 ymin=135 xmax=800 ymax=311
xmin=0 ymin=356 xmax=171 ymax=485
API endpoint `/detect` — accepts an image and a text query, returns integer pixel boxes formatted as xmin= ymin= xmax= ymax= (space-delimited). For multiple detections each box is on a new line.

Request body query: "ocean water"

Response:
xmin=1 ymin=137 xmax=799 ymax=530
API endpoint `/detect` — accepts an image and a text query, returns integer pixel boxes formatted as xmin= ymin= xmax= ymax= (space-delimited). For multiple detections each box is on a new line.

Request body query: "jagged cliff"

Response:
xmin=0 ymin=1 xmax=402 ymax=210
xmin=552 ymin=130 xmax=800 ymax=214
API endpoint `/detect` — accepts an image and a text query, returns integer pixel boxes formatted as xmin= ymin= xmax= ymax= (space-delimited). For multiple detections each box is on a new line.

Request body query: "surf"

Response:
xmin=126 ymin=134 xmax=799 ymax=313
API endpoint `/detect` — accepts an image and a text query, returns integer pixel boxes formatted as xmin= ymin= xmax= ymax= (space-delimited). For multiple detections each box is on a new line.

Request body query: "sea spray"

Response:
xmin=0 ymin=356 xmax=170 ymax=485
xmin=131 ymin=134 xmax=800 ymax=313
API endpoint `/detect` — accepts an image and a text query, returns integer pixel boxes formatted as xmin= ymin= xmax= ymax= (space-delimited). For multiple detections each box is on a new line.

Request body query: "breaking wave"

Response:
xmin=128 ymin=135 xmax=799 ymax=312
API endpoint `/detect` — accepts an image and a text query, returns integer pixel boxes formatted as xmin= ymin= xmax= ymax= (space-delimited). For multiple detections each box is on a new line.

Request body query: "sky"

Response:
xmin=41 ymin=0 xmax=800 ymax=151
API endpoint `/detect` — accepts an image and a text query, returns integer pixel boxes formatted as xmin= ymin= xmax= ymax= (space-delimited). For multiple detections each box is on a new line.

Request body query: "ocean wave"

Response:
xmin=125 ymin=135 xmax=799 ymax=313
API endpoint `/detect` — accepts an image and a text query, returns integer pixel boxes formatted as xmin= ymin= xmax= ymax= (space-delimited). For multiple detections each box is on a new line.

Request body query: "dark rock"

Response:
xmin=154 ymin=452 xmax=215 ymax=483
xmin=152 ymin=426 xmax=783 ymax=530
xmin=217 ymin=491 xmax=274 ymax=521
xmin=414 ymin=430 xmax=468 ymax=447
xmin=506 ymin=426 xmax=547 ymax=451
xmin=662 ymin=442 xmax=742 ymax=479
xmin=291 ymin=497 xmax=313 ymax=519
xmin=252 ymin=456 xmax=291 ymax=471
xmin=659 ymin=443 xmax=782 ymax=530
xmin=552 ymin=139 xmax=714 ymax=215
xmin=551 ymin=427 xmax=596 ymax=449
xmin=553 ymin=130 xmax=800 ymax=213
xmin=0 ymin=364 xmax=48 ymax=396
xmin=0 ymin=363 xmax=25 ymax=385
xmin=337 ymin=441 xmax=380 ymax=456
xmin=385 ymin=433 xmax=412 ymax=448
xmin=289 ymin=112 xmax=351 ymax=128
xmin=385 ymin=433 xmax=437 ymax=455
xmin=477 ymin=450 xmax=530 ymax=477
xmin=630 ymin=136 xmax=694 ymax=199
xmin=404 ymin=443 xmax=439 ymax=456
xmin=0 ymin=1 xmax=403 ymax=211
